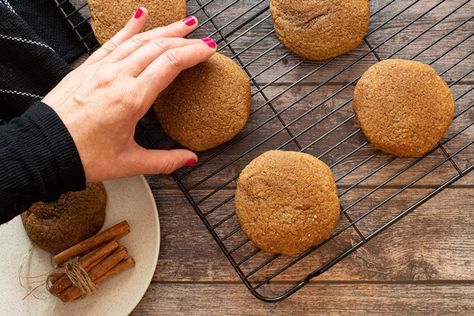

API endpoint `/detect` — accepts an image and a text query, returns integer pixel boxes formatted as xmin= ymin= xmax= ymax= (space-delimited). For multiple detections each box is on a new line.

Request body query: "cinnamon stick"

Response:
xmin=48 ymin=273 xmax=63 ymax=284
xmin=81 ymin=240 xmax=120 ymax=270
xmin=59 ymin=256 xmax=135 ymax=302
xmin=94 ymin=257 xmax=135 ymax=284
xmin=53 ymin=221 xmax=129 ymax=264
xmin=49 ymin=240 xmax=119 ymax=295
xmin=58 ymin=247 xmax=128 ymax=302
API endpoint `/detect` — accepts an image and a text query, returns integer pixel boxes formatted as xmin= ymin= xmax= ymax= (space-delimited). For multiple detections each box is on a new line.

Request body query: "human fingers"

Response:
xmin=83 ymin=7 xmax=149 ymax=66
xmin=128 ymin=147 xmax=198 ymax=174
xmin=138 ymin=38 xmax=217 ymax=104
xmin=120 ymin=37 xmax=205 ymax=77
xmin=103 ymin=16 xmax=199 ymax=63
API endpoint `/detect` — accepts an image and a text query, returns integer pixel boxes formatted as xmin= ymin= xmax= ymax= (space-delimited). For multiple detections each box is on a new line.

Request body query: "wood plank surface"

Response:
xmin=187 ymin=0 xmax=473 ymax=84
xmin=149 ymin=185 xmax=474 ymax=283
xmin=141 ymin=95 xmax=472 ymax=190
xmin=131 ymin=181 xmax=473 ymax=313
xmin=139 ymin=0 xmax=473 ymax=312
xmin=69 ymin=0 xmax=473 ymax=313
xmin=132 ymin=283 xmax=474 ymax=315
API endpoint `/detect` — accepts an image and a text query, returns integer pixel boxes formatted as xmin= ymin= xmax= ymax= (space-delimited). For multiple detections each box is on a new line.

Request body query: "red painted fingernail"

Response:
xmin=202 ymin=37 xmax=217 ymax=49
xmin=182 ymin=16 xmax=197 ymax=26
xmin=134 ymin=7 xmax=144 ymax=19
xmin=185 ymin=159 xmax=197 ymax=167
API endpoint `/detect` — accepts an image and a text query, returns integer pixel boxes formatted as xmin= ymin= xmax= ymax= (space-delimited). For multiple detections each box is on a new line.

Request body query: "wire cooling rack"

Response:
xmin=57 ymin=0 xmax=473 ymax=302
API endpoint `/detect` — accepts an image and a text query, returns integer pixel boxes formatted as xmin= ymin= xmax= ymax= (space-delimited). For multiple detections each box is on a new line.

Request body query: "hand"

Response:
xmin=43 ymin=8 xmax=217 ymax=182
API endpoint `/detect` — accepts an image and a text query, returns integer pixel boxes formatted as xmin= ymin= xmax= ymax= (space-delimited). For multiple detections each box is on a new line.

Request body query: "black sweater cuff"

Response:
xmin=0 ymin=101 xmax=85 ymax=223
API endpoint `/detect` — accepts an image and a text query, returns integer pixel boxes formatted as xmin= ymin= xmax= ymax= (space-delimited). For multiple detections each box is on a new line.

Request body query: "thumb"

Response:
xmin=131 ymin=147 xmax=197 ymax=174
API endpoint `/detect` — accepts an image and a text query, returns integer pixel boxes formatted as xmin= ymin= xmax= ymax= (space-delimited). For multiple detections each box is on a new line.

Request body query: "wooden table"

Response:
xmin=74 ymin=0 xmax=474 ymax=314
xmin=129 ymin=0 xmax=474 ymax=313
xmin=133 ymin=175 xmax=474 ymax=315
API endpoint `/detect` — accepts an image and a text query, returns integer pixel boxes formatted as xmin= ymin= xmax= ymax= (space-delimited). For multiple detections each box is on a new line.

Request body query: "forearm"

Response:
xmin=0 ymin=101 xmax=85 ymax=224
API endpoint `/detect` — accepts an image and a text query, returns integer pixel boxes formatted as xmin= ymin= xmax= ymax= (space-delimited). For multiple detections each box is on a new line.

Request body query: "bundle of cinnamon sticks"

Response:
xmin=48 ymin=220 xmax=135 ymax=302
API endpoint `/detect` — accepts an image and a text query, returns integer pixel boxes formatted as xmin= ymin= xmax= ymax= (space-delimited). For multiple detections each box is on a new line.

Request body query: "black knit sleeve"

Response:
xmin=0 ymin=101 xmax=85 ymax=224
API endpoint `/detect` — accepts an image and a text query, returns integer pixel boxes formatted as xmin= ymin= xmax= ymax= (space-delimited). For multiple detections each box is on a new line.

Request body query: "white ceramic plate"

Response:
xmin=0 ymin=175 xmax=159 ymax=316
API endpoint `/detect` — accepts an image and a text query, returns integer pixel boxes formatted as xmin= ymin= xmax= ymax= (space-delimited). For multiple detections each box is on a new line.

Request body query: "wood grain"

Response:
xmin=75 ymin=0 xmax=473 ymax=84
xmin=70 ymin=0 xmax=473 ymax=312
xmin=150 ymin=184 xmax=474 ymax=283
xmin=141 ymin=80 xmax=473 ymax=190
xmin=132 ymin=283 xmax=474 ymax=315
xmin=188 ymin=0 xmax=473 ymax=84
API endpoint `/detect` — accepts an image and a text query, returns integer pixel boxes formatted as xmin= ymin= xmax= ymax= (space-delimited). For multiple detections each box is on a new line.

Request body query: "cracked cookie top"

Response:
xmin=235 ymin=150 xmax=340 ymax=256
xmin=154 ymin=53 xmax=251 ymax=151
xmin=270 ymin=0 xmax=370 ymax=60
xmin=353 ymin=59 xmax=455 ymax=157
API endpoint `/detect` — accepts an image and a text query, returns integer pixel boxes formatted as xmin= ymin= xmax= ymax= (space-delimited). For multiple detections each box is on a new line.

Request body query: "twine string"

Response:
xmin=18 ymin=246 xmax=96 ymax=300
xmin=64 ymin=259 xmax=96 ymax=295
xmin=18 ymin=246 xmax=48 ymax=300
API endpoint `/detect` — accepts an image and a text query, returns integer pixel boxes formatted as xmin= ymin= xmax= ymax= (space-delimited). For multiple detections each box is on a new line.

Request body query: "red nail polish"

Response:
xmin=185 ymin=159 xmax=197 ymax=167
xmin=202 ymin=37 xmax=217 ymax=49
xmin=182 ymin=16 xmax=196 ymax=26
xmin=134 ymin=7 xmax=144 ymax=19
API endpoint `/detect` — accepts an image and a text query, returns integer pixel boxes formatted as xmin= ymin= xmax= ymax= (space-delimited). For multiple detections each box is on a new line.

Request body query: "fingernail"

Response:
xmin=182 ymin=16 xmax=197 ymax=26
xmin=202 ymin=37 xmax=217 ymax=49
xmin=134 ymin=7 xmax=144 ymax=19
xmin=185 ymin=158 xmax=197 ymax=167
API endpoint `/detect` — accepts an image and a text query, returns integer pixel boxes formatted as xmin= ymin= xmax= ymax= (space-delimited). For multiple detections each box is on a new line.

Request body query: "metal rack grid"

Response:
xmin=56 ymin=0 xmax=473 ymax=302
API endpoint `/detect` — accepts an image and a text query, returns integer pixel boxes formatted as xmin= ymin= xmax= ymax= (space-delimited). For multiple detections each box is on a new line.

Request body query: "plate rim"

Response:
xmin=124 ymin=175 xmax=160 ymax=315
xmin=0 ymin=176 xmax=160 ymax=315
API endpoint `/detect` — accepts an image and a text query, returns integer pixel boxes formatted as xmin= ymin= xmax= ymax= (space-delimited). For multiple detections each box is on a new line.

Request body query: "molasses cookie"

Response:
xmin=89 ymin=0 xmax=186 ymax=45
xmin=353 ymin=59 xmax=455 ymax=157
xmin=270 ymin=0 xmax=370 ymax=60
xmin=154 ymin=53 xmax=251 ymax=151
xmin=235 ymin=150 xmax=340 ymax=256
xmin=21 ymin=183 xmax=107 ymax=254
